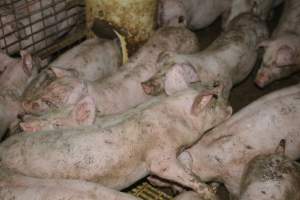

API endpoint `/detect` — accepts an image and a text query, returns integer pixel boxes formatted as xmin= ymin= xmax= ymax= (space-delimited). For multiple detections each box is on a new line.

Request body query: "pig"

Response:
xmin=157 ymin=0 xmax=231 ymax=29
xmin=0 ymin=86 xmax=232 ymax=199
xmin=0 ymin=51 xmax=39 ymax=139
xmin=0 ymin=0 xmax=82 ymax=54
xmin=174 ymin=83 xmax=300 ymax=198
xmin=255 ymin=0 xmax=300 ymax=87
xmin=239 ymin=140 xmax=300 ymax=200
xmin=48 ymin=38 xmax=123 ymax=81
xmin=22 ymin=27 xmax=200 ymax=115
xmin=0 ymin=171 xmax=141 ymax=200
xmin=142 ymin=14 xmax=268 ymax=99
xmin=222 ymin=0 xmax=281 ymax=28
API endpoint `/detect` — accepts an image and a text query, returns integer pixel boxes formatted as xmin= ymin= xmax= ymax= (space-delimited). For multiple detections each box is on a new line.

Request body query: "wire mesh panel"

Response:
xmin=0 ymin=0 xmax=85 ymax=56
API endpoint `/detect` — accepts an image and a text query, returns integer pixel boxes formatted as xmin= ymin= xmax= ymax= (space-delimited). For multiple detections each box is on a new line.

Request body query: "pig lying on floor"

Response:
xmin=0 ymin=170 xmax=141 ymax=200
xmin=255 ymin=0 xmax=300 ymax=87
xmin=0 ymin=51 xmax=39 ymax=139
xmin=157 ymin=0 xmax=281 ymax=29
xmin=174 ymin=84 xmax=300 ymax=198
xmin=142 ymin=13 xmax=268 ymax=99
xmin=0 ymin=86 xmax=232 ymax=199
xmin=22 ymin=27 xmax=200 ymax=116
xmin=239 ymin=140 xmax=300 ymax=200
xmin=157 ymin=0 xmax=231 ymax=29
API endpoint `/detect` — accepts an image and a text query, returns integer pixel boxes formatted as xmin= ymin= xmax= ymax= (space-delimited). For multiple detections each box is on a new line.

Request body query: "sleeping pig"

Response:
xmin=222 ymin=0 xmax=281 ymax=28
xmin=0 ymin=86 xmax=232 ymax=199
xmin=176 ymin=83 xmax=300 ymax=198
xmin=157 ymin=0 xmax=231 ymax=29
xmin=255 ymin=0 xmax=300 ymax=87
xmin=142 ymin=13 xmax=268 ymax=99
xmin=239 ymin=140 xmax=300 ymax=200
xmin=0 ymin=51 xmax=39 ymax=139
xmin=22 ymin=27 xmax=200 ymax=116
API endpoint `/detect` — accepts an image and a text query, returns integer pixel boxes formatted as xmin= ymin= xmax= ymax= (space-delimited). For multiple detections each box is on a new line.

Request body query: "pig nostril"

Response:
xmin=178 ymin=16 xmax=185 ymax=24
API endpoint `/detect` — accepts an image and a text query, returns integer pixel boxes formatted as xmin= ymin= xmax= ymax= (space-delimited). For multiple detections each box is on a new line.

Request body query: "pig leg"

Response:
xmin=149 ymin=155 xmax=216 ymax=200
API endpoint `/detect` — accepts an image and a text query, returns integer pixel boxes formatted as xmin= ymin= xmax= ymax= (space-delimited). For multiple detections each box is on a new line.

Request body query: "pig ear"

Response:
xmin=72 ymin=96 xmax=96 ymax=125
xmin=276 ymin=45 xmax=296 ymax=66
xmin=191 ymin=93 xmax=216 ymax=116
xmin=257 ymin=40 xmax=270 ymax=49
xmin=275 ymin=139 xmax=286 ymax=155
xmin=50 ymin=67 xmax=79 ymax=78
xmin=20 ymin=50 xmax=33 ymax=76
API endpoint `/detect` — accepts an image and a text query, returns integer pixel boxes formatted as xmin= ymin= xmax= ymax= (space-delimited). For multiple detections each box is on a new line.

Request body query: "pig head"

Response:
xmin=255 ymin=35 xmax=300 ymax=88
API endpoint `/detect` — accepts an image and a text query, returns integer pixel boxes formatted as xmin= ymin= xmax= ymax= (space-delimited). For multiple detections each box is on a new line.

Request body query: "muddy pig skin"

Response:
xmin=0 ymin=87 xmax=232 ymax=199
xmin=157 ymin=0 xmax=231 ymax=29
xmin=176 ymin=84 xmax=300 ymax=198
xmin=0 ymin=171 xmax=141 ymax=200
xmin=48 ymin=38 xmax=122 ymax=81
xmin=0 ymin=51 xmax=39 ymax=139
xmin=239 ymin=140 xmax=300 ymax=200
xmin=142 ymin=14 xmax=268 ymax=99
xmin=223 ymin=0 xmax=280 ymax=28
xmin=22 ymin=27 xmax=200 ymax=115
xmin=255 ymin=0 xmax=300 ymax=87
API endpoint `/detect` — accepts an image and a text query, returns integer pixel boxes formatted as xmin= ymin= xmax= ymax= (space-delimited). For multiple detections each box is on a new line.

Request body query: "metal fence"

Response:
xmin=0 ymin=0 xmax=85 ymax=57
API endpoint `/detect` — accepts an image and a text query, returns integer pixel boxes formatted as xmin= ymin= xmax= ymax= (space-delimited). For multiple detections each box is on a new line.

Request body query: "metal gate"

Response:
xmin=0 ymin=0 xmax=85 ymax=58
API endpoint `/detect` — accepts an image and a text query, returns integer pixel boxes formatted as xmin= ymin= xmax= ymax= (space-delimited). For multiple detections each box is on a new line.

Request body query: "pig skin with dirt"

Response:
xmin=0 ymin=87 xmax=232 ymax=199
xmin=142 ymin=14 xmax=268 ymax=98
xmin=0 ymin=51 xmax=39 ymax=139
xmin=158 ymin=0 xmax=281 ymax=30
xmin=239 ymin=141 xmax=300 ymax=200
xmin=22 ymin=27 xmax=200 ymax=116
xmin=0 ymin=171 xmax=141 ymax=200
xmin=49 ymin=38 xmax=122 ymax=81
xmin=256 ymin=0 xmax=300 ymax=87
xmin=223 ymin=0 xmax=280 ymax=28
xmin=177 ymin=84 xmax=300 ymax=198
xmin=157 ymin=0 xmax=231 ymax=29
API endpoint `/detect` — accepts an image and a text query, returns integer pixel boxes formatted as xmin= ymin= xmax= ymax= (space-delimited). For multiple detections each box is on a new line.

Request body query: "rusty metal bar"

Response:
xmin=0 ymin=0 xmax=84 ymax=56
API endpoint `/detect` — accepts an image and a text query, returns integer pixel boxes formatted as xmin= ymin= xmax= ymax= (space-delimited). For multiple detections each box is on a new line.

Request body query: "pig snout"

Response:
xmin=254 ymin=69 xmax=271 ymax=88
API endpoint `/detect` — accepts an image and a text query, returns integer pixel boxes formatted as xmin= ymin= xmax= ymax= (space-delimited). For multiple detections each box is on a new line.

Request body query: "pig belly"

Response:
xmin=0 ymin=127 xmax=148 ymax=189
